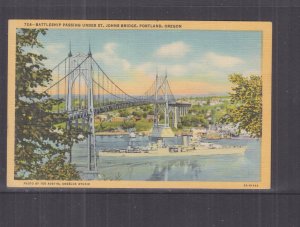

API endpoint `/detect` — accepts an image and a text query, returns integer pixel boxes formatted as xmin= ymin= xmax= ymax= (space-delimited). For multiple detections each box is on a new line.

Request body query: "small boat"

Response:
xmin=199 ymin=142 xmax=223 ymax=149
xmin=129 ymin=132 xmax=136 ymax=138
xmin=211 ymin=144 xmax=223 ymax=149
xmin=199 ymin=142 xmax=213 ymax=148
xmin=231 ymin=135 xmax=251 ymax=140
xmin=77 ymin=134 xmax=85 ymax=139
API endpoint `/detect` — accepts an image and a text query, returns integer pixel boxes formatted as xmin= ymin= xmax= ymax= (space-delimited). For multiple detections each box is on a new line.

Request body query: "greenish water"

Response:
xmin=72 ymin=136 xmax=260 ymax=181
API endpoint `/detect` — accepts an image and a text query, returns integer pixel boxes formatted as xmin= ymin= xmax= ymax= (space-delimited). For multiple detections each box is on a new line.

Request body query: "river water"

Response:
xmin=72 ymin=135 xmax=260 ymax=182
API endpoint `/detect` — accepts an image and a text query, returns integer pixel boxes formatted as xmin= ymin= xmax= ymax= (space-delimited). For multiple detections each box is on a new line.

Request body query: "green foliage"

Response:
xmin=95 ymin=121 xmax=122 ymax=132
xmin=121 ymin=120 xmax=136 ymax=130
xmin=15 ymin=29 xmax=83 ymax=180
xmin=140 ymin=104 xmax=153 ymax=113
xmin=177 ymin=123 xmax=183 ymax=129
xmin=135 ymin=119 xmax=152 ymax=132
xmin=214 ymin=109 xmax=227 ymax=123
xmin=119 ymin=109 xmax=130 ymax=117
xmin=221 ymin=73 xmax=262 ymax=137
xmin=132 ymin=110 xmax=143 ymax=117
xmin=181 ymin=115 xmax=208 ymax=128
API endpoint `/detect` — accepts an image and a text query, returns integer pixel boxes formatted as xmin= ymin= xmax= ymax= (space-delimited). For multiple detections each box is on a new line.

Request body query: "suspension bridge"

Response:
xmin=44 ymin=46 xmax=191 ymax=172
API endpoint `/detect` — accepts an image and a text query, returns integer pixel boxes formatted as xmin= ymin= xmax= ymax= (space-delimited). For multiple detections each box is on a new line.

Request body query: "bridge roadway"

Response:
xmin=66 ymin=100 xmax=191 ymax=121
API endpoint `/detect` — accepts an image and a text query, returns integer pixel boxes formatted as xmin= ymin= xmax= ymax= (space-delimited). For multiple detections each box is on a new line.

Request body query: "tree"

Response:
xmin=15 ymin=29 xmax=84 ymax=180
xmin=119 ymin=109 xmax=130 ymax=117
xmin=132 ymin=110 xmax=143 ymax=118
xmin=121 ymin=120 xmax=136 ymax=130
xmin=181 ymin=115 xmax=208 ymax=128
xmin=221 ymin=73 xmax=262 ymax=137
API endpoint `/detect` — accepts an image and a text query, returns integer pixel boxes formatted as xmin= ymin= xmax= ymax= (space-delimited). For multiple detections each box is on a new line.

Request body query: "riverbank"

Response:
xmin=95 ymin=131 xmax=129 ymax=136
xmin=95 ymin=131 xmax=152 ymax=136
xmin=98 ymin=146 xmax=246 ymax=157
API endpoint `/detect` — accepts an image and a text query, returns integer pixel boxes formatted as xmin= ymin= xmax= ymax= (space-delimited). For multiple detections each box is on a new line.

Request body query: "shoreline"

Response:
xmin=95 ymin=131 xmax=151 ymax=136
xmin=95 ymin=132 xmax=129 ymax=136
xmin=94 ymin=132 xmax=251 ymax=139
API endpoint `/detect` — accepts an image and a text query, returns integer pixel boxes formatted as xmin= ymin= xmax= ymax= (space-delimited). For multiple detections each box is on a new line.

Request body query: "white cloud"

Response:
xmin=168 ymin=64 xmax=187 ymax=76
xmin=103 ymin=43 xmax=117 ymax=55
xmin=155 ymin=41 xmax=190 ymax=59
xmin=136 ymin=62 xmax=188 ymax=77
xmin=203 ymin=52 xmax=244 ymax=68
xmin=94 ymin=42 xmax=130 ymax=71
xmin=136 ymin=62 xmax=154 ymax=74
xmin=136 ymin=51 xmax=252 ymax=85
xmin=45 ymin=43 xmax=66 ymax=54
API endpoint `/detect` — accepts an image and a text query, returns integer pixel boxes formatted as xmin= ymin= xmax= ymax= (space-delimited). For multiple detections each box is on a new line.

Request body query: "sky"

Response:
xmin=34 ymin=29 xmax=262 ymax=96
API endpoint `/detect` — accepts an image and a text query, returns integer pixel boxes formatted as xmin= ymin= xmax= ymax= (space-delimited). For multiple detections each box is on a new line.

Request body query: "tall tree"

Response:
xmin=221 ymin=73 xmax=262 ymax=137
xmin=15 ymin=29 xmax=83 ymax=180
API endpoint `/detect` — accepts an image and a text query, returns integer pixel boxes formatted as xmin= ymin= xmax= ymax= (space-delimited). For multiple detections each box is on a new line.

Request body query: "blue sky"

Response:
xmin=36 ymin=29 xmax=262 ymax=95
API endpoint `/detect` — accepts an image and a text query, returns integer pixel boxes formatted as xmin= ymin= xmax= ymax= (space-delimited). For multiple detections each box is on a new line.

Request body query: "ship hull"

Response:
xmin=98 ymin=146 xmax=247 ymax=157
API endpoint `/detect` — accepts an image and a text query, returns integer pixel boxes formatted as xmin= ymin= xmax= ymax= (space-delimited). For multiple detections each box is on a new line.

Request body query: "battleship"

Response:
xmin=98 ymin=136 xmax=246 ymax=157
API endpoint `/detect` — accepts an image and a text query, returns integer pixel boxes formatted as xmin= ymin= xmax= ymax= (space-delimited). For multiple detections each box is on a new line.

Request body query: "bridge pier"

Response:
xmin=169 ymin=103 xmax=191 ymax=129
xmin=74 ymin=117 xmax=79 ymax=128
xmin=81 ymin=117 xmax=86 ymax=130
xmin=171 ymin=106 xmax=178 ymax=129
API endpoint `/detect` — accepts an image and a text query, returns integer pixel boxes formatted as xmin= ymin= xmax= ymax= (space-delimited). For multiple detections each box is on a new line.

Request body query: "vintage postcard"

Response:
xmin=7 ymin=20 xmax=272 ymax=189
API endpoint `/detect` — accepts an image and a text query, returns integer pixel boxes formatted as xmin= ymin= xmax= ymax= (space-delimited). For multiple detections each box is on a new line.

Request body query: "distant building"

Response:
xmin=96 ymin=114 xmax=108 ymax=121
xmin=191 ymin=128 xmax=204 ymax=137
xmin=111 ymin=117 xmax=126 ymax=122
xmin=209 ymin=99 xmax=221 ymax=106
xmin=146 ymin=114 xmax=155 ymax=121
xmin=134 ymin=116 xmax=142 ymax=121
xmin=217 ymin=124 xmax=239 ymax=135
xmin=198 ymin=100 xmax=207 ymax=106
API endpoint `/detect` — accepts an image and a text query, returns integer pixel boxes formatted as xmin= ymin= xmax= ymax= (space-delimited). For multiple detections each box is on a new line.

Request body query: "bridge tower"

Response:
xmin=151 ymin=73 xmax=175 ymax=138
xmin=66 ymin=46 xmax=97 ymax=172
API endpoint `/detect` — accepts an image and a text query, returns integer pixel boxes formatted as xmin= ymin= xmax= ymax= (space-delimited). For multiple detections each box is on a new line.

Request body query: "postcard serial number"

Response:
xmin=244 ymin=184 xmax=259 ymax=188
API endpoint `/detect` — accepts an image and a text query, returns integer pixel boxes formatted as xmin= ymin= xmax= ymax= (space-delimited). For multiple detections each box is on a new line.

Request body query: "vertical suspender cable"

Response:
xmin=79 ymin=69 xmax=81 ymax=110
xmin=57 ymin=66 xmax=60 ymax=113
xmin=64 ymin=60 xmax=67 ymax=112
xmin=71 ymin=60 xmax=74 ymax=111
xmin=97 ymin=70 xmax=100 ymax=108
xmin=102 ymin=73 xmax=104 ymax=105
xmin=85 ymin=75 xmax=87 ymax=110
